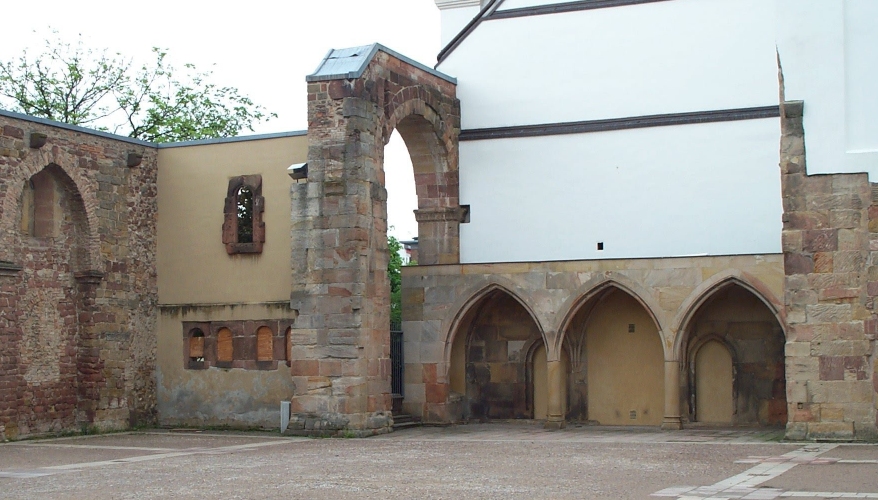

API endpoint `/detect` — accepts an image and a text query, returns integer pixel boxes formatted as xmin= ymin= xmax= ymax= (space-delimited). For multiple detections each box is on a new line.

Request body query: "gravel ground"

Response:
xmin=0 ymin=423 xmax=874 ymax=500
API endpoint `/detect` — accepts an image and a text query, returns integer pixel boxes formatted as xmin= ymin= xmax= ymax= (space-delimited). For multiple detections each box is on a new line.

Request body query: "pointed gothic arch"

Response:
xmin=671 ymin=271 xmax=786 ymax=363
xmin=442 ymin=280 xmax=547 ymax=367
xmin=555 ymin=273 xmax=667 ymax=359
xmin=1 ymin=147 xmax=102 ymax=271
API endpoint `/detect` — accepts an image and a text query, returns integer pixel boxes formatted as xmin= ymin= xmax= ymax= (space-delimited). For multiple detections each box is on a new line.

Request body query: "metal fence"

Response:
xmin=390 ymin=322 xmax=404 ymax=398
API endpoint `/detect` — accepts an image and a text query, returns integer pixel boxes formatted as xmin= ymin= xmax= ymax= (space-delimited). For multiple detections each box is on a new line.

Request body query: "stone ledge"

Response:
xmin=0 ymin=261 xmax=22 ymax=276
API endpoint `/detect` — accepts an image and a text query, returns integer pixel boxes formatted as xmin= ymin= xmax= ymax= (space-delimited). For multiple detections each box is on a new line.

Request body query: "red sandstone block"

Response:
xmin=2 ymin=125 xmax=23 ymax=139
xmin=785 ymin=253 xmax=814 ymax=275
xmin=843 ymin=356 xmax=868 ymax=380
xmin=290 ymin=359 xmax=319 ymax=377
xmin=423 ymin=363 xmax=438 ymax=385
xmin=819 ymin=357 xmax=845 ymax=381
xmin=425 ymin=383 xmax=448 ymax=404
xmin=328 ymin=80 xmax=352 ymax=100
xmin=319 ymin=359 xmax=342 ymax=377
xmin=820 ymin=287 xmax=860 ymax=300
xmin=803 ymin=229 xmax=839 ymax=252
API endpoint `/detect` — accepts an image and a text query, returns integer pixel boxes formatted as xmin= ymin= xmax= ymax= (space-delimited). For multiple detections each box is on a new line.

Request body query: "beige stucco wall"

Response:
xmin=156 ymin=134 xmax=306 ymax=305
xmin=695 ymin=341 xmax=734 ymax=423
xmin=585 ymin=291 xmax=664 ymax=426
xmin=155 ymin=134 xmax=307 ymax=428
xmin=157 ymin=303 xmax=297 ymax=427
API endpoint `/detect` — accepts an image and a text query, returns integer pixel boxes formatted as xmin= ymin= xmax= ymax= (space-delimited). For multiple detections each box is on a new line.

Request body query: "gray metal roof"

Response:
xmin=307 ymin=43 xmax=456 ymax=84
xmin=0 ymin=108 xmax=305 ymax=149
xmin=157 ymin=130 xmax=306 ymax=149
xmin=0 ymin=108 xmax=155 ymax=147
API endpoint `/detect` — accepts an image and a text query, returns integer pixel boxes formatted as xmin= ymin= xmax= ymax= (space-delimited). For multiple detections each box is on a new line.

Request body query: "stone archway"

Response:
xmin=677 ymin=282 xmax=787 ymax=427
xmin=289 ymin=44 xmax=460 ymax=435
xmin=560 ymin=285 xmax=666 ymax=426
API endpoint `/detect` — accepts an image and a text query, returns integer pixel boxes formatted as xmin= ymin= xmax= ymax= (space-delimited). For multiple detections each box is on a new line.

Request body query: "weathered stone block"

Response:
xmin=819 ymin=356 xmax=845 ymax=381
xmin=806 ymin=304 xmax=852 ymax=323
xmin=785 ymin=253 xmax=814 ymax=275
xmin=785 ymin=342 xmax=811 ymax=357
xmin=811 ymin=340 xmax=871 ymax=357
xmin=803 ymin=229 xmax=838 ymax=253
xmin=807 ymin=421 xmax=854 ymax=440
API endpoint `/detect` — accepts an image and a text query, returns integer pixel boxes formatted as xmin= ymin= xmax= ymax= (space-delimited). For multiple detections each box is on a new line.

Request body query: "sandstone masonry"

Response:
xmin=780 ymin=100 xmax=878 ymax=440
xmin=0 ymin=113 xmax=157 ymax=439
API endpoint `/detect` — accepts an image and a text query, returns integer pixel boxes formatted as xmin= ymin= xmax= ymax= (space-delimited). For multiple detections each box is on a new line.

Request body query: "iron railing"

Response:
xmin=390 ymin=322 xmax=404 ymax=398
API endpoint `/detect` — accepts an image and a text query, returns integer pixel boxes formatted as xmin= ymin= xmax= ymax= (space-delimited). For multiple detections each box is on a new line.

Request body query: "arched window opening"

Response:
xmin=217 ymin=328 xmax=233 ymax=363
xmin=236 ymin=186 xmax=253 ymax=244
xmin=22 ymin=169 xmax=57 ymax=238
xmin=189 ymin=329 xmax=205 ymax=363
xmin=256 ymin=326 xmax=273 ymax=362
xmin=222 ymin=175 xmax=264 ymax=254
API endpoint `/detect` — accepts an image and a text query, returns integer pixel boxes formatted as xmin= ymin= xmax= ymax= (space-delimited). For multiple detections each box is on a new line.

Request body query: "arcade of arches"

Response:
xmin=404 ymin=263 xmax=790 ymax=430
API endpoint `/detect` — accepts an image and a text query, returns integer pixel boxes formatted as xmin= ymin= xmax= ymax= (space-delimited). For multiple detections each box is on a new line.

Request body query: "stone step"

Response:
xmin=392 ymin=413 xmax=420 ymax=429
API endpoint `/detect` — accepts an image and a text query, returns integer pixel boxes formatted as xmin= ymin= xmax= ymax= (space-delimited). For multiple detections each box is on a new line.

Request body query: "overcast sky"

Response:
xmin=0 ymin=0 xmax=445 ymax=241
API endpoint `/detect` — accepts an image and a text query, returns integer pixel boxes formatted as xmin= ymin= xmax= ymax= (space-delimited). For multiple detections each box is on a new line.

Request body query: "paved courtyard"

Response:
xmin=0 ymin=423 xmax=876 ymax=499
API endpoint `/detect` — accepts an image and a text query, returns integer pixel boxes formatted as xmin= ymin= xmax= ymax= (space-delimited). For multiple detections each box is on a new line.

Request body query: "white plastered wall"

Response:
xmin=438 ymin=0 xmax=779 ymax=129
xmin=439 ymin=0 xmax=783 ymax=263
xmin=776 ymin=0 xmax=878 ymax=177
xmin=458 ymin=119 xmax=783 ymax=263
xmin=435 ymin=0 xmax=481 ymax=46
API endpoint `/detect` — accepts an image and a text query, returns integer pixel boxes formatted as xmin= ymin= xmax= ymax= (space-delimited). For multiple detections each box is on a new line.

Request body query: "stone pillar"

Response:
xmin=662 ymin=360 xmax=682 ymax=430
xmin=74 ymin=270 xmax=105 ymax=429
xmin=0 ymin=262 xmax=22 ymax=441
xmin=287 ymin=78 xmax=393 ymax=437
xmin=545 ymin=359 xmax=566 ymax=429
xmin=288 ymin=46 xmax=459 ymax=436
xmin=414 ymin=207 xmax=462 ymax=265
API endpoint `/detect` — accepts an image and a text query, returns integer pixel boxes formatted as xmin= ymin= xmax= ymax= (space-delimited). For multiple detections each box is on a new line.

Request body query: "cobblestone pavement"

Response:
xmin=1 ymin=423 xmax=876 ymax=499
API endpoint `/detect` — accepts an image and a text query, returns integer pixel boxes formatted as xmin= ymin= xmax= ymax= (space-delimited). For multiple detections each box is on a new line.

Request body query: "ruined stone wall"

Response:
xmin=780 ymin=101 xmax=878 ymax=440
xmin=0 ymin=114 xmax=157 ymax=439
xmin=290 ymin=49 xmax=458 ymax=436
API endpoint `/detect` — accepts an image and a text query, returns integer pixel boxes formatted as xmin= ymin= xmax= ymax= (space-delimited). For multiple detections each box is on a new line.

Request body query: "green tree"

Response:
xmin=0 ymin=32 xmax=274 ymax=143
xmin=388 ymin=235 xmax=404 ymax=326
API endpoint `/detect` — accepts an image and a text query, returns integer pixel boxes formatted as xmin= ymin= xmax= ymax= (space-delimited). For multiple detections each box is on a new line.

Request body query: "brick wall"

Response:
xmin=0 ymin=115 xmax=157 ymax=439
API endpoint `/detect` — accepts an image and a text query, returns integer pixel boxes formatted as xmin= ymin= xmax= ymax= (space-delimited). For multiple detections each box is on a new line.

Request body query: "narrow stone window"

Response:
xmin=222 ymin=175 xmax=264 ymax=254
xmin=189 ymin=329 xmax=205 ymax=362
xmin=20 ymin=179 xmax=34 ymax=234
xmin=217 ymin=328 xmax=234 ymax=363
xmin=237 ymin=186 xmax=254 ymax=244
xmin=21 ymin=170 xmax=58 ymax=237
xmin=256 ymin=326 xmax=273 ymax=362
xmin=285 ymin=327 xmax=293 ymax=367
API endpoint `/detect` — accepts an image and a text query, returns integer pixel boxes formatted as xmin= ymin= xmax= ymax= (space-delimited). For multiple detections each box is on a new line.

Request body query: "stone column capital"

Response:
xmin=414 ymin=206 xmax=467 ymax=223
